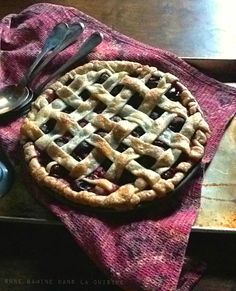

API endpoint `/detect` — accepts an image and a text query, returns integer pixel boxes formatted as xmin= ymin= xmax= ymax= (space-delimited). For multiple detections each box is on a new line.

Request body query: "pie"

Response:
xmin=20 ymin=60 xmax=210 ymax=210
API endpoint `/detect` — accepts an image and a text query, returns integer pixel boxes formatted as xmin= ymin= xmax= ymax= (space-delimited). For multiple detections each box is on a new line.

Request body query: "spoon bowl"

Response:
xmin=0 ymin=84 xmax=33 ymax=115
xmin=0 ymin=21 xmax=84 ymax=118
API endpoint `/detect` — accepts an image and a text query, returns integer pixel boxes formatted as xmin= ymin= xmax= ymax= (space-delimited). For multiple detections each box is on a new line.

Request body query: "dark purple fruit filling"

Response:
xmin=146 ymin=75 xmax=161 ymax=89
xmin=54 ymin=132 xmax=73 ymax=147
xmin=117 ymin=144 xmax=129 ymax=152
xmin=160 ymin=152 xmax=189 ymax=180
xmin=96 ymin=72 xmax=110 ymax=84
xmin=73 ymin=180 xmax=92 ymax=191
xmin=127 ymin=93 xmax=143 ymax=109
xmin=80 ymin=89 xmax=91 ymax=100
xmin=111 ymin=115 xmax=122 ymax=122
xmin=71 ymin=141 xmax=93 ymax=161
xmin=38 ymin=151 xmax=52 ymax=166
xmin=153 ymin=139 xmax=169 ymax=150
xmin=50 ymin=164 xmax=69 ymax=178
xmin=100 ymin=159 xmax=113 ymax=171
xmin=78 ymin=118 xmax=88 ymax=127
xmin=118 ymin=169 xmax=135 ymax=185
xmin=89 ymin=166 xmax=106 ymax=179
xmin=165 ymin=86 xmax=180 ymax=101
xmin=131 ymin=126 xmax=145 ymax=137
xmin=161 ymin=168 xmax=177 ymax=180
xmin=136 ymin=155 xmax=156 ymax=168
xmin=110 ymin=85 xmax=124 ymax=96
xmin=63 ymin=105 xmax=74 ymax=114
xmin=94 ymin=102 xmax=106 ymax=114
xmin=40 ymin=118 xmax=57 ymax=134
xmin=150 ymin=106 xmax=165 ymax=120
xmin=64 ymin=77 xmax=73 ymax=86
xmin=168 ymin=116 xmax=185 ymax=132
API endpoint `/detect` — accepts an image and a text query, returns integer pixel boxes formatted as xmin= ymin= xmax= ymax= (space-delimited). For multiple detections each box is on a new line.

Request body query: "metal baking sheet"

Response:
xmin=0 ymin=58 xmax=235 ymax=233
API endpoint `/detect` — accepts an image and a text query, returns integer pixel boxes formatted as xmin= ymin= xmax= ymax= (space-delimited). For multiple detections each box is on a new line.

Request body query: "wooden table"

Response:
xmin=0 ymin=1 xmax=236 ymax=291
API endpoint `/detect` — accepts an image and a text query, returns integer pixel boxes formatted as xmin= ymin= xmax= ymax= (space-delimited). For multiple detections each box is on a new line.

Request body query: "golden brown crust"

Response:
xmin=20 ymin=60 xmax=210 ymax=210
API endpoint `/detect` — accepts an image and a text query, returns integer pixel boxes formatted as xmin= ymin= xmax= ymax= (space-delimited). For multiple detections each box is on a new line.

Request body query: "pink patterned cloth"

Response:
xmin=0 ymin=3 xmax=236 ymax=290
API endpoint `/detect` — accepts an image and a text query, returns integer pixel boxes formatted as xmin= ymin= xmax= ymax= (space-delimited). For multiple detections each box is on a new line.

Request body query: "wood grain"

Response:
xmin=1 ymin=0 xmax=236 ymax=58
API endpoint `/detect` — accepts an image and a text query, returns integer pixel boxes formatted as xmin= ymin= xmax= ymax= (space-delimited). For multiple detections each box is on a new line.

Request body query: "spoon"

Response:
xmin=0 ymin=22 xmax=84 ymax=116
xmin=35 ymin=31 xmax=104 ymax=95
xmin=0 ymin=31 xmax=103 ymax=197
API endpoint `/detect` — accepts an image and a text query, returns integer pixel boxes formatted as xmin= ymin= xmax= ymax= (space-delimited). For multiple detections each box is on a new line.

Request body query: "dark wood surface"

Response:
xmin=0 ymin=1 xmax=236 ymax=290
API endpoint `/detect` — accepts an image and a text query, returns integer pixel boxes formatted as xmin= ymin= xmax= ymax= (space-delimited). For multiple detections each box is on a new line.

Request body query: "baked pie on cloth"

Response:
xmin=20 ymin=60 xmax=210 ymax=210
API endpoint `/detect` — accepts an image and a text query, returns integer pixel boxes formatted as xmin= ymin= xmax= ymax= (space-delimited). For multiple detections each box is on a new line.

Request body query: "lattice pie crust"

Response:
xmin=21 ymin=60 xmax=210 ymax=210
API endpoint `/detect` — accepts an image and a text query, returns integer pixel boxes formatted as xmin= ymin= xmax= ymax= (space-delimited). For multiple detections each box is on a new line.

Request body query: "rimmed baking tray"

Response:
xmin=0 ymin=58 xmax=235 ymax=233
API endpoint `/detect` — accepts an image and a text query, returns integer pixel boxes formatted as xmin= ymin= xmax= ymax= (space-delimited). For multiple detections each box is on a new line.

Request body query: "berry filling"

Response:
xmin=160 ymin=152 xmax=190 ymax=180
xmin=50 ymin=164 xmax=69 ymax=178
xmin=94 ymin=102 xmax=106 ymax=114
xmin=80 ymin=89 xmax=91 ymax=100
xmin=40 ymin=118 xmax=57 ymax=134
xmin=63 ymin=105 xmax=74 ymax=114
xmin=153 ymin=139 xmax=169 ymax=150
xmin=150 ymin=106 xmax=165 ymax=120
xmin=127 ymin=93 xmax=143 ymax=109
xmin=71 ymin=141 xmax=93 ymax=161
xmin=117 ymin=144 xmax=129 ymax=152
xmin=169 ymin=116 xmax=185 ymax=132
xmin=146 ymin=75 xmax=161 ymax=89
xmin=161 ymin=168 xmax=177 ymax=180
xmin=110 ymin=84 xmax=124 ymax=96
xmin=96 ymin=72 xmax=110 ymax=84
xmin=73 ymin=180 xmax=92 ymax=192
xmin=78 ymin=118 xmax=88 ymax=127
xmin=111 ymin=115 xmax=122 ymax=122
xmin=119 ymin=169 xmax=135 ymax=185
xmin=131 ymin=126 xmax=145 ymax=137
xmin=54 ymin=132 xmax=73 ymax=147
xmin=165 ymin=85 xmax=181 ymax=101
xmin=136 ymin=155 xmax=156 ymax=168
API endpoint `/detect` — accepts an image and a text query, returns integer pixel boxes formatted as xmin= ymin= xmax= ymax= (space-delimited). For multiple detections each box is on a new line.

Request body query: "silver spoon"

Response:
xmin=35 ymin=31 xmax=104 ymax=95
xmin=0 ymin=31 xmax=103 ymax=197
xmin=0 ymin=22 xmax=84 ymax=116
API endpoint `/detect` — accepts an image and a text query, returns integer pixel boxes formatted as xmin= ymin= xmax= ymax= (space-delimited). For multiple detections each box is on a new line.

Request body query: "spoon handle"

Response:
xmin=22 ymin=22 xmax=69 ymax=86
xmin=35 ymin=32 xmax=103 ymax=95
xmin=29 ymin=22 xmax=84 ymax=83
